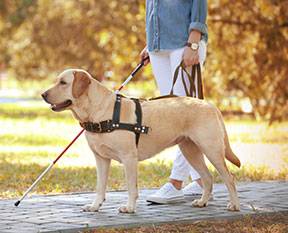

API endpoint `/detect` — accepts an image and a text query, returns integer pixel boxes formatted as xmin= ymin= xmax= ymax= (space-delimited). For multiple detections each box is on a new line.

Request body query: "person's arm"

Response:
xmin=189 ymin=0 xmax=208 ymax=40
xmin=183 ymin=0 xmax=208 ymax=67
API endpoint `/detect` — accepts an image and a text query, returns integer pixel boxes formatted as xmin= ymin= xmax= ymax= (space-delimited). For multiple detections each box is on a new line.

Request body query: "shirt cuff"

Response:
xmin=189 ymin=22 xmax=208 ymax=36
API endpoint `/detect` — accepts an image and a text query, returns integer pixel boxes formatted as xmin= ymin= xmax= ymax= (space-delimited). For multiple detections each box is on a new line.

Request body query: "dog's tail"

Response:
xmin=216 ymin=109 xmax=241 ymax=168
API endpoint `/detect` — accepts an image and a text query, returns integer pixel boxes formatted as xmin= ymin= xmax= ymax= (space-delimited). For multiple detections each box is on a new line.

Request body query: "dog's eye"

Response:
xmin=60 ymin=80 xmax=67 ymax=85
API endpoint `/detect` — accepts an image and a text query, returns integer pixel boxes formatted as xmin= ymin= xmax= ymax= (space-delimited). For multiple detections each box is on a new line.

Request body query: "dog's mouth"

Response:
xmin=50 ymin=100 xmax=72 ymax=112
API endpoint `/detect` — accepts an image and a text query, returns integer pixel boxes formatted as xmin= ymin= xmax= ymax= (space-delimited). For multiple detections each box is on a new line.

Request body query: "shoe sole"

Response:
xmin=146 ymin=196 xmax=185 ymax=204
xmin=183 ymin=194 xmax=202 ymax=201
xmin=184 ymin=194 xmax=214 ymax=201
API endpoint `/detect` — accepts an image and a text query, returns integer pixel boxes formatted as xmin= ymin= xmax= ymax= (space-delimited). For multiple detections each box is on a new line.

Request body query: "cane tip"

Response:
xmin=14 ymin=200 xmax=20 ymax=207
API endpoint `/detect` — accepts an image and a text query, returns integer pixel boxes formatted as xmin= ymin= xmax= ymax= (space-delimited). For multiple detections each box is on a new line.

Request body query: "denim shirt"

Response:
xmin=146 ymin=0 xmax=208 ymax=52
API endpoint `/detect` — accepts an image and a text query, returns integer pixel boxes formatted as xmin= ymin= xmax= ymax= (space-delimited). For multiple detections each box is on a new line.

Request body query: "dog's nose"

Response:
xmin=41 ymin=91 xmax=48 ymax=100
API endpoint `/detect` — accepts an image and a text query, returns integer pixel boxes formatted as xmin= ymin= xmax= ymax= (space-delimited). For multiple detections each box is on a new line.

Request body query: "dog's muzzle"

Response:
xmin=50 ymin=99 xmax=72 ymax=112
xmin=41 ymin=92 xmax=72 ymax=112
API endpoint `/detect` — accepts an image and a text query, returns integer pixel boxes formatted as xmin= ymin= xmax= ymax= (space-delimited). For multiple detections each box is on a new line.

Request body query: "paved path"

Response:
xmin=0 ymin=181 xmax=287 ymax=233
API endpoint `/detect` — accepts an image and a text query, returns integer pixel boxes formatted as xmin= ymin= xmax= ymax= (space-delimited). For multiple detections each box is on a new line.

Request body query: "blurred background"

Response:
xmin=0 ymin=0 xmax=287 ymax=198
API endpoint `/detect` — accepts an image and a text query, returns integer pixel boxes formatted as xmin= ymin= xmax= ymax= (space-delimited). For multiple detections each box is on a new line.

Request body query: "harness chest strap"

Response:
xmin=80 ymin=94 xmax=149 ymax=146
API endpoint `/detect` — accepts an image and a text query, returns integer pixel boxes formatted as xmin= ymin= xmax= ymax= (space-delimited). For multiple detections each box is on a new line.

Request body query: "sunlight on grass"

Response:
xmin=226 ymin=121 xmax=288 ymax=144
xmin=0 ymin=158 xmax=287 ymax=199
xmin=0 ymin=133 xmax=70 ymax=146
xmin=0 ymin=102 xmax=73 ymax=121
xmin=0 ymin=159 xmax=171 ymax=198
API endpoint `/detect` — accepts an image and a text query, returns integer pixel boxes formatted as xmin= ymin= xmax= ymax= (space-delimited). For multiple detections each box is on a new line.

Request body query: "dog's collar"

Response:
xmin=80 ymin=94 xmax=149 ymax=146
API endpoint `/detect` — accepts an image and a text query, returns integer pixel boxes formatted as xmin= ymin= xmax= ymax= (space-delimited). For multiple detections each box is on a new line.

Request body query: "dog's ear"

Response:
xmin=72 ymin=71 xmax=91 ymax=98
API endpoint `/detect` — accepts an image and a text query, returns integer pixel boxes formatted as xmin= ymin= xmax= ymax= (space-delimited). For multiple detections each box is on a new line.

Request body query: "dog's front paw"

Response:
xmin=227 ymin=202 xmax=240 ymax=211
xmin=118 ymin=206 xmax=135 ymax=214
xmin=82 ymin=204 xmax=101 ymax=212
xmin=192 ymin=199 xmax=208 ymax=208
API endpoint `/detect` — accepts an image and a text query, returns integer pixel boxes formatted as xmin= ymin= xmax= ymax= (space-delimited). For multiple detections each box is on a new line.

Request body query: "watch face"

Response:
xmin=191 ymin=43 xmax=199 ymax=50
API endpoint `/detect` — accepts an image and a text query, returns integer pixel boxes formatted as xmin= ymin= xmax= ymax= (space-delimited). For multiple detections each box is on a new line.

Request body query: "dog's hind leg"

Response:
xmin=83 ymin=154 xmax=111 ymax=212
xmin=208 ymin=155 xmax=239 ymax=211
xmin=195 ymin=138 xmax=240 ymax=211
xmin=179 ymin=139 xmax=213 ymax=208
xmin=118 ymin=154 xmax=138 ymax=213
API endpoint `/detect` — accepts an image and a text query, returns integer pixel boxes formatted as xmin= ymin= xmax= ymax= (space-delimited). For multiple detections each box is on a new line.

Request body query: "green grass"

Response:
xmin=0 ymin=159 xmax=171 ymax=198
xmin=0 ymin=102 xmax=72 ymax=121
xmin=0 ymin=133 xmax=70 ymax=146
xmin=0 ymin=151 xmax=79 ymax=162
xmin=1 ymin=159 xmax=286 ymax=199
xmin=0 ymin=102 xmax=287 ymax=198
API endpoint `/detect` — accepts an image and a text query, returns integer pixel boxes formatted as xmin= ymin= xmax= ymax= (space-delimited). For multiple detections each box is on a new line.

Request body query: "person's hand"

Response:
xmin=183 ymin=46 xmax=199 ymax=67
xmin=140 ymin=46 xmax=150 ymax=66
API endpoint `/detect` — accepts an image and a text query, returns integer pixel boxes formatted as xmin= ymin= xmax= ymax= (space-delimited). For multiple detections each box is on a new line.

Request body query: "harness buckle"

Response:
xmin=134 ymin=125 xmax=149 ymax=134
xmin=86 ymin=123 xmax=92 ymax=131
xmin=141 ymin=126 xmax=149 ymax=134
xmin=97 ymin=122 xmax=102 ymax=132
xmin=88 ymin=122 xmax=98 ymax=132
xmin=107 ymin=120 xmax=113 ymax=132
xmin=100 ymin=120 xmax=113 ymax=132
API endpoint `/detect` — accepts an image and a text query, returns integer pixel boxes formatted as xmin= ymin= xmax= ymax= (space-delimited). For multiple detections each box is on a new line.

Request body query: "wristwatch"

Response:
xmin=186 ymin=42 xmax=199 ymax=51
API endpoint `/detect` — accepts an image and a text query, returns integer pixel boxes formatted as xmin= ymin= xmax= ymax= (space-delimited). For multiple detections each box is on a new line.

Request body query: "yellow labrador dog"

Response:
xmin=42 ymin=69 xmax=241 ymax=213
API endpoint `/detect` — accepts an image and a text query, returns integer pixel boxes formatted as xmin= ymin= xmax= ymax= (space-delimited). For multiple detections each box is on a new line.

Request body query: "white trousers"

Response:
xmin=149 ymin=41 xmax=207 ymax=182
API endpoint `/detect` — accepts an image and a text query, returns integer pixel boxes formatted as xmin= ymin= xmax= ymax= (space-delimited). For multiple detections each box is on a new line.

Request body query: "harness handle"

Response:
xmin=170 ymin=62 xmax=204 ymax=99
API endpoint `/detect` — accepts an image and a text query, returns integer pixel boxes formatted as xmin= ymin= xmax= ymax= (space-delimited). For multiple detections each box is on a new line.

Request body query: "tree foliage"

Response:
xmin=0 ymin=0 xmax=287 ymax=122
xmin=1 ymin=0 xmax=146 ymax=81
xmin=207 ymin=0 xmax=288 ymax=122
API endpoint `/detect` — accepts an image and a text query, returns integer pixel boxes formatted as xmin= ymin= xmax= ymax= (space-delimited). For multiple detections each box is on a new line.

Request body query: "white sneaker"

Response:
xmin=183 ymin=181 xmax=213 ymax=201
xmin=183 ymin=181 xmax=203 ymax=201
xmin=146 ymin=183 xmax=184 ymax=204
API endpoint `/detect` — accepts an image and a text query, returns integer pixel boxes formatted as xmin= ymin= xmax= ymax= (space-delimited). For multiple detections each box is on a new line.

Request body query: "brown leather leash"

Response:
xmin=170 ymin=62 xmax=204 ymax=99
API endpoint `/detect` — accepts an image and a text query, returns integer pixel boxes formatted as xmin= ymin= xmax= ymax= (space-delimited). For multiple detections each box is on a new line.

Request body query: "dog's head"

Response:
xmin=41 ymin=69 xmax=92 ymax=112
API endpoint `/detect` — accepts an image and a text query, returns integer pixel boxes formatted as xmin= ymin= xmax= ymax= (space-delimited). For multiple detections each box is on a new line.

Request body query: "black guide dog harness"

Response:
xmin=80 ymin=94 xmax=149 ymax=146
xmin=80 ymin=62 xmax=203 ymax=146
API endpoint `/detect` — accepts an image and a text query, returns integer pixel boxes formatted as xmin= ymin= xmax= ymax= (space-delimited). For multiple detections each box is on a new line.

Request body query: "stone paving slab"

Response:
xmin=0 ymin=181 xmax=287 ymax=233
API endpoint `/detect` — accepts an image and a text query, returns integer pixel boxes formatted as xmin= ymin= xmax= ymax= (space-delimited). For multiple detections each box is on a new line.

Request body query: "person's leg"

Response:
xmin=169 ymin=148 xmax=195 ymax=189
xmin=150 ymin=49 xmax=201 ymax=187
xmin=169 ymin=41 xmax=207 ymax=190
xmin=148 ymin=50 xmax=173 ymax=95
xmin=146 ymin=51 xmax=185 ymax=203
xmin=146 ymin=42 xmax=207 ymax=203
xmin=186 ymin=40 xmax=207 ymax=181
